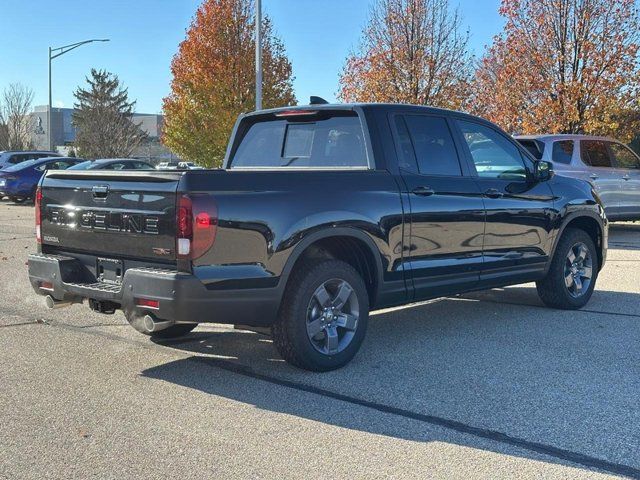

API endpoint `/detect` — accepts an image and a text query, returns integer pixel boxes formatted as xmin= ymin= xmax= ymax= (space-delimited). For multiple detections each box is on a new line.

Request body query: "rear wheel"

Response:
xmin=537 ymin=228 xmax=598 ymax=309
xmin=9 ymin=196 xmax=27 ymax=204
xmin=272 ymin=259 xmax=369 ymax=371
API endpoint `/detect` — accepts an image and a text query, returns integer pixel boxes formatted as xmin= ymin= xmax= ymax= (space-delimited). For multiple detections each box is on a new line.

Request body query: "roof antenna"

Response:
xmin=309 ymin=96 xmax=329 ymax=105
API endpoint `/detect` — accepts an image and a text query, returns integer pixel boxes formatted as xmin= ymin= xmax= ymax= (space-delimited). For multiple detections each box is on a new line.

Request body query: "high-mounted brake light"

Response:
xmin=275 ymin=110 xmax=319 ymax=117
xmin=176 ymin=194 xmax=218 ymax=260
xmin=35 ymin=187 xmax=43 ymax=244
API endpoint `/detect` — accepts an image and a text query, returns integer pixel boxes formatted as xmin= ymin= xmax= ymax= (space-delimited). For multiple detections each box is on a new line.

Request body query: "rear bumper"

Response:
xmin=28 ymin=253 xmax=281 ymax=326
xmin=0 ymin=180 xmax=28 ymax=197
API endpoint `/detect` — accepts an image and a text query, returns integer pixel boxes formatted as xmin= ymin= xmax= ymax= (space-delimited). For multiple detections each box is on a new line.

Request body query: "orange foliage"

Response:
xmin=472 ymin=0 xmax=640 ymax=140
xmin=162 ymin=0 xmax=296 ymax=166
xmin=338 ymin=0 xmax=473 ymax=109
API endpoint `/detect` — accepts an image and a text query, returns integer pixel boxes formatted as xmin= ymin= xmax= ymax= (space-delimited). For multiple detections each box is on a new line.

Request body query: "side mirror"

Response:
xmin=534 ymin=160 xmax=553 ymax=181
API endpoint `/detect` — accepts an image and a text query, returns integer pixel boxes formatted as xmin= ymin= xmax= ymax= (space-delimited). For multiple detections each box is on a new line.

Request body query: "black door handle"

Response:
xmin=411 ymin=186 xmax=435 ymax=197
xmin=484 ymin=188 xmax=503 ymax=199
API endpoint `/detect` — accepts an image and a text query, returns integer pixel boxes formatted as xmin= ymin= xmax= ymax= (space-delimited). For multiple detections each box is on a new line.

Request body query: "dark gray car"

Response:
xmin=516 ymin=135 xmax=640 ymax=220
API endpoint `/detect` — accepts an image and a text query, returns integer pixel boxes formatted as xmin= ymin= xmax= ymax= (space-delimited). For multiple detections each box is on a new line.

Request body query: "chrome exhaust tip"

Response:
xmin=143 ymin=314 xmax=174 ymax=333
xmin=45 ymin=295 xmax=74 ymax=309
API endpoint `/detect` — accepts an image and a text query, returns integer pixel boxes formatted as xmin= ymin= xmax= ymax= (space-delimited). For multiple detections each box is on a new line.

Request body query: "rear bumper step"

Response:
xmin=28 ymin=253 xmax=281 ymax=326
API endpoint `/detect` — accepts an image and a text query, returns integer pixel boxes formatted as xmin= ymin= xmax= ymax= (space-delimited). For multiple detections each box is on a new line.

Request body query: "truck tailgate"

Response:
xmin=39 ymin=170 xmax=182 ymax=262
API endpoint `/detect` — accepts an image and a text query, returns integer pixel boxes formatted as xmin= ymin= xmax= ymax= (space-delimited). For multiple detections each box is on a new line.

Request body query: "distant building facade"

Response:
xmin=29 ymin=106 xmax=175 ymax=162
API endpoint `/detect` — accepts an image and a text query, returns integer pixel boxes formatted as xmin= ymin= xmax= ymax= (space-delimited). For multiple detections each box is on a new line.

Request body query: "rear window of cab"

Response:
xmin=229 ymin=112 xmax=368 ymax=168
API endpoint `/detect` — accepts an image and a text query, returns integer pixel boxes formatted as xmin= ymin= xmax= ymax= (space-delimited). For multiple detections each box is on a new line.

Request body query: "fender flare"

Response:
xmin=547 ymin=210 xmax=606 ymax=273
xmin=276 ymin=227 xmax=385 ymax=297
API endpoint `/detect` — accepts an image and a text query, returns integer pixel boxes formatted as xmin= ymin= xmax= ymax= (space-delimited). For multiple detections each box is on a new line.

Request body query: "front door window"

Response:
xmin=457 ymin=120 xmax=527 ymax=181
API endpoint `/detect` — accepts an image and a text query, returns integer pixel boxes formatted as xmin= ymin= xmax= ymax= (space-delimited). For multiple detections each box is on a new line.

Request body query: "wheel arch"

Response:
xmin=552 ymin=213 xmax=605 ymax=271
xmin=278 ymin=228 xmax=384 ymax=305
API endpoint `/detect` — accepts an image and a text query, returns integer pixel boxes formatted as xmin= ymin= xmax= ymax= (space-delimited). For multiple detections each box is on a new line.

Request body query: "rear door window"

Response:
xmin=552 ymin=141 xmax=574 ymax=164
xmin=132 ymin=162 xmax=154 ymax=170
xmin=101 ymin=162 xmax=127 ymax=170
xmin=8 ymin=154 xmax=26 ymax=164
xmin=50 ymin=161 xmax=75 ymax=170
xmin=35 ymin=160 xmax=69 ymax=171
xmin=608 ymin=142 xmax=640 ymax=169
xmin=230 ymin=113 xmax=368 ymax=168
xmin=399 ymin=115 xmax=462 ymax=176
xmin=581 ymin=141 xmax=613 ymax=168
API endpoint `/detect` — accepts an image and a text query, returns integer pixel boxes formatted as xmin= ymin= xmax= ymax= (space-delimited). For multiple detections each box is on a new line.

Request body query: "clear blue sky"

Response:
xmin=0 ymin=0 xmax=502 ymax=114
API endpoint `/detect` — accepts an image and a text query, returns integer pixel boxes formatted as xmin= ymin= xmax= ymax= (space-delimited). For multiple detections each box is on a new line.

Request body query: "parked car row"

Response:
xmin=156 ymin=161 xmax=204 ymax=170
xmin=0 ymin=157 xmax=82 ymax=203
xmin=0 ymin=150 xmax=61 ymax=170
xmin=1 ymin=134 xmax=638 ymax=218
xmin=68 ymin=159 xmax=155 ymax=171
xmin=0 ymin=153 xmax=156 ymax=203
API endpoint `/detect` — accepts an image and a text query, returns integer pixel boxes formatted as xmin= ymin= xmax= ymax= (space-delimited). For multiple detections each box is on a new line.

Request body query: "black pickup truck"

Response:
xmin=28 ymin=103 xmax=608 ymax=371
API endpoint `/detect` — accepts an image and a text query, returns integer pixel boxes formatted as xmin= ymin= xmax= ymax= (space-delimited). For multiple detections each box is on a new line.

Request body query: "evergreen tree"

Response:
xmin=73 ymin=69 xmax=146 ymax=159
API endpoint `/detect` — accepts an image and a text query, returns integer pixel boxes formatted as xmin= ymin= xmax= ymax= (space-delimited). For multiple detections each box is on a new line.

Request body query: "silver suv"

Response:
xmin=516 ymin=135 xmax=640 ymax=221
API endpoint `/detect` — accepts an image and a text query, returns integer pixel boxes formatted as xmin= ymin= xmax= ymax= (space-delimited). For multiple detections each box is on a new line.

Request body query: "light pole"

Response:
xmin=255 ymin=0 xmax=262 ymax=111
xmin=48 ymin=39 xmax=109 ymax=151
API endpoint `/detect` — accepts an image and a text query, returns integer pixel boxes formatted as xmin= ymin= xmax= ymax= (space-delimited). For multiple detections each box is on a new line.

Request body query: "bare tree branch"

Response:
xmin=0 ymin=84 xmax=35 ymax=150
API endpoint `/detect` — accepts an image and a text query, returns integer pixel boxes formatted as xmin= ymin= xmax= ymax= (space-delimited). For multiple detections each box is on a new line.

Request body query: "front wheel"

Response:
xmin=537 ymin=228 xmax=599 ymax=309
xmin=272 ymin=259 xmax=369 ymax=371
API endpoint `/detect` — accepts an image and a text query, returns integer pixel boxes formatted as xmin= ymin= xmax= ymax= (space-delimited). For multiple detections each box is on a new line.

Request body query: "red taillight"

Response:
xmin=195 ymin=212 xmax=211 ymax=228
xmin=35 ymin=187 xmax=43 ymax=244
xmin=135 ymin=298 xmax=159 ymax=309
xmin=176 ymin=194 xmax=217 ymax=260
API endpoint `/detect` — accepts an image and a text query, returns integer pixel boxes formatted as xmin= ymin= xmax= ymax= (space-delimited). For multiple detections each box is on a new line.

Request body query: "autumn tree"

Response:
xmin=162 ymin=0 xmax=296 ymax=167
xmin=472 ymin=0 xmax=640 ymax=140
xmin=338 ymin=0 xmax=472 ymax=109
xmin=0 ymin=83 xmax=34 ymax=150
xmin=73 ymin=69 xmax=146 ymax=159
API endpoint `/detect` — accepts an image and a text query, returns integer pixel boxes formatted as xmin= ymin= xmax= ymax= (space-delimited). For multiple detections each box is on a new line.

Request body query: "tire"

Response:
xmin=537 ymin=228 xmax=599 ymax=309
xmin=272 ymin=259 xmax=369 ymax=372
xmin=9 ymin=196 xmax=27 ymax=204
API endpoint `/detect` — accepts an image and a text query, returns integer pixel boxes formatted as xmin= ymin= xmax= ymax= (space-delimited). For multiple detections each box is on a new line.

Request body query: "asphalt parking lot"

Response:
xmin=1 ymin=201 xmax=639 ymax=479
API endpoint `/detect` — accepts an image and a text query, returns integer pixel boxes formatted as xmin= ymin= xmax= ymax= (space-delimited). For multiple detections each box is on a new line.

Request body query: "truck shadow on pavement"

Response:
xmin=144 ymin=285 xmax=640 ymax=477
